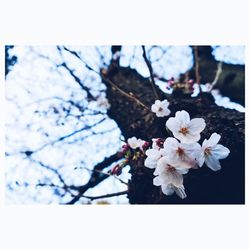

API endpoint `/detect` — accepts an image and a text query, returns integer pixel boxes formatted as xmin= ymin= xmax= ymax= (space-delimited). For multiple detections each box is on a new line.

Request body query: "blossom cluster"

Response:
xmin=127 ymin=110 xmax=230 ymax=199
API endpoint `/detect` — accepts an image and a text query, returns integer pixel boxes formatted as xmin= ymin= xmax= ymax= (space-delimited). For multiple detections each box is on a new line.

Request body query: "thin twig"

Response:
xmin=82 ymin=190 xmax=128 ymax=201
xmin=63 ymin=46 xmax=151 ymax=112
xmin=193 ymin=46 xmax=202 ymax=93
xmin=142 ymin=46 xmax=159 ymax=99
xmin=66 ymin=153 xmax=121 ymax=204
xmin=93 ymin=168 xmax=128 ymax=185
xmin=209 ymin=61 xmax=223 ymax=91
xmin=104 ymin=77 xmax=151 ymax=112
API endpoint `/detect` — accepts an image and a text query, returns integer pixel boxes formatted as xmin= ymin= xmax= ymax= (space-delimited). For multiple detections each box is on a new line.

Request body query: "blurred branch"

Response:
xmin=142 ymin=46 xmax=159 ymax=99
xmin=63 ymin=46 xmax=151 ymax=111
xmin=30 ymin=158 xmax=69 ymax=190
xmin=193 ymin=46 xmax=202 ymax=93
xmin=17 ymin=118 xmax=106 ymax=156
xmin=66 ymin=152 xmax=122 ymax=204
xmin=89 ymin=167 xmax=128 ymax=186
xmin=82 ymin=190 xmax=128 ymax=201
xmin=209 ymin=61 xmax=223 ymax=91
xmin=57 ymin=46 xmax=95 ymax=100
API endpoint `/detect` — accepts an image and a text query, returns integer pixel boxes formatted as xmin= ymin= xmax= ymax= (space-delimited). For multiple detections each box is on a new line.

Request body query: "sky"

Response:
xmin=5 ymin=45 xmax=245 ymax=204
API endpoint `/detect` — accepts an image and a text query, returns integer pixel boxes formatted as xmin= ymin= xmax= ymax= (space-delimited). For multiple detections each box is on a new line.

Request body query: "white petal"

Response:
xmin=207 ymin=133 xmax=221 ymax=147
xmin=155 ymin=100 xmax=161 ymax=106
xmin=188 ymin=118 xmax=206 ymax=134
xmin=162 ymin=99 xmax=170 ymax=107
xmin=205 ymin=155 xmax=222 ymax=171
xmin=153 ymin=167 xmax=160 ymax=176
xmin=153 ymin=176 xmax=162 ymax=186
xmin=156 ymin=108 xmax=170 ymax=117
xmin=174 ymin=185 xmax=187 ymax=199
xmin=127 ymin=137 xmax=138 ymax=149
xmin=162 ymin=108 xmax=171 ymax=116
xmin=168 ymin=170 xmax=183 ymax=187
xmin=155 ymin=157 xmax=169 ymax=174
xmin=212 ymin=144 xmax=230 ymax=159
xmin=197 ymin=153 xmax=205 ymax=167
xmin=202 ymin=139 xmax=209 ymax=148
xmin=145 ymin=157 xmax=157 ymax=169
xmin=163 ymin=137 xmax=179 ymax=149
xmin=183 ymin=142 xmax=202 ymax=159
xmin=175 ymin=132 xmax=200 ymax=143
xmin=166 ymin=117 xmax=179 ymax=132
xmin=175 ymin=110 xmax=190 ymax=126
xmin=161 ymin=184 xmax=174 ymax=196
xmin=151 ymin=103 xmax=158 ymax=113
xmin=145 ymin=149 xmax=161 ymax=160
xmin=176 ymin=167 xmax=189 ymax=175
xmin=159 ymin=148 xmax=168 ymax=157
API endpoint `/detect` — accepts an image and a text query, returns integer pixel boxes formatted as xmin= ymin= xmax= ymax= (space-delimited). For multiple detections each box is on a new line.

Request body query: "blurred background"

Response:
xmin=5 ymin=45 xmax=245 ymax=204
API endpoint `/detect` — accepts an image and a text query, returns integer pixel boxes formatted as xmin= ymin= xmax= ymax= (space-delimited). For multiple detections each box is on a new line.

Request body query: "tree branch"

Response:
xmin=63 ymin=46 xmax=151 ymax=111
xmin=66 ymin=152 xmax=122 ymax=204
xmin=57 ymin=46 xmax=95 ymax=100
xmin=142 ymin=46 xmax=159 ymax=99
xmin=193 ymin=46 xmax=202 ymax=93
xmin=210 ymin=61 xmax=223 ymax=91
xmin=82 ymin=190 xmax=128 ymax=201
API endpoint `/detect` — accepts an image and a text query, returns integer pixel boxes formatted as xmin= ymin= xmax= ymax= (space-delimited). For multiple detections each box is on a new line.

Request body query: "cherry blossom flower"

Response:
xmin=153 ymin=157 xmax=187 ymax=199
xmin=127 ymin=137 xmax=145 ymax=150
xmin=151 ymin=100 xmax=171 ymax=117
xmin=197 ymin=133 xmax=230 ymax=171
xmin=166 ymin=110 xmax=206 ymax=143
xmin=160 ymin=137 xmax=201 ymax=169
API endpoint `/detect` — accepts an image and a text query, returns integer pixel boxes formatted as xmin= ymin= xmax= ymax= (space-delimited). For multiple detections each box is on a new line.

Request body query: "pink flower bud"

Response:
xmin=142 ymin=141 xmax=150 ymax=150
xmin=118 ymin=144 xmax=130 ymax=157
xmin=166 ymin=77 xmax=175 ymax=88
xmin=110 ymin=165 xmax=122 ymax=176
xmin=156 ymin=138 xmax=165 ymax=148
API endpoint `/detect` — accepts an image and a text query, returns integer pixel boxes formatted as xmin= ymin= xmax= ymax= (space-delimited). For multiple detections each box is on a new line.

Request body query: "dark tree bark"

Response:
xmin=103 ymin=47 xmax=245 ymax=204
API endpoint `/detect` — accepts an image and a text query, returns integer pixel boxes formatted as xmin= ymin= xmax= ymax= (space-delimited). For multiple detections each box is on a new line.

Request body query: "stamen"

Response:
xmin=179 ymin=127 xmax=188 ymax=135
xmin=204 ymin=147 xmax=211 ymax=156
xmin=176 ymin=147 xmax=185 ymax=156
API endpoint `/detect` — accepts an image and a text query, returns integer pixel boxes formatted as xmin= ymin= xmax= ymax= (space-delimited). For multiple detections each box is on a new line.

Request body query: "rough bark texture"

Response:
xmin=104 ymin=48 xmax=245 ymax=204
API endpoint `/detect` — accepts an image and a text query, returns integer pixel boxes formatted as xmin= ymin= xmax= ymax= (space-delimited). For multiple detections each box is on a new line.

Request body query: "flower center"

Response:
xmin=158 ymin=107 xmax=163 ymax=112
xmin=179 ymin=127 xmax=189 ymax=135
xmin=167 ymin=165 xmax=176 ymax=172
xmin=204 ymin=147 xmax=211 ymax=156
xmin=176 ymin=147 xmax=185 ymax=156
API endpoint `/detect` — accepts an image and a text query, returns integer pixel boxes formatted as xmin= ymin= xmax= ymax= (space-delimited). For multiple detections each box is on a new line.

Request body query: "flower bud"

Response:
xmin=156 ymin=138 xmax=165 ymax=148
xmin=142 ymin=141 xmax=150 ymax=150
xmin=110 ymin=165 xmax=122 ymax=176
xmin=118 ymin=144 xmax=130 ymax=157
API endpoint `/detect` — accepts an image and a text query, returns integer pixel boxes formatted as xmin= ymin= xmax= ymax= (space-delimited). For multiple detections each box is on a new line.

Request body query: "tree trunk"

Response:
xmin=103 ymin=51 xmax=245 ymax=204
xmin=188 ymin=46 xmax=245 ymax=106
